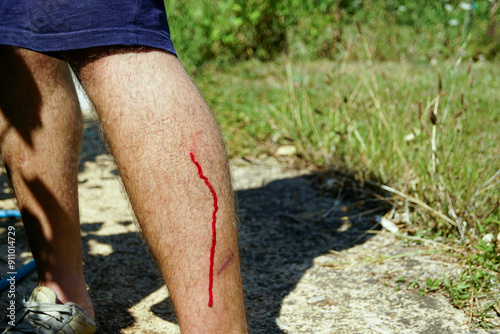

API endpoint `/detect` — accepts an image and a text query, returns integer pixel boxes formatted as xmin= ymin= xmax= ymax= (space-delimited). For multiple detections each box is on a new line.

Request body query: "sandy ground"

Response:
xmin=0 ymin=114 xmax=499 ymax=333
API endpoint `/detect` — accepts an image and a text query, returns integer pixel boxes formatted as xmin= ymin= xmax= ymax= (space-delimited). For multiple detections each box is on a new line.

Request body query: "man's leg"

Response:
xmin=67 ymin=47 xmax=247 ymax=333
xmin=0 ymin=46 xmax=94 ymax=318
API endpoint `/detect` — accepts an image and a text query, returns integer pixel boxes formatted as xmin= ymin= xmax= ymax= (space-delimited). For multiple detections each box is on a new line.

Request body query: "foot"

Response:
xmin=0 ymin=287 xmax=97 ymax=333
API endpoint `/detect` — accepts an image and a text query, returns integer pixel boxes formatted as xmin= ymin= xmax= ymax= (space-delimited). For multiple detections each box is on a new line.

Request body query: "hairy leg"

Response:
xmin=67 ymin=48 xmax=246 ymax=333
xmin=0 ymin=46 xmax=93 ymax=318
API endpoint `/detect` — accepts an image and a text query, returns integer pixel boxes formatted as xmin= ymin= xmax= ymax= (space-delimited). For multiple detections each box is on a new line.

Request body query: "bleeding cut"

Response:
xmin=190 ymin=150 xmax=219 ymax=307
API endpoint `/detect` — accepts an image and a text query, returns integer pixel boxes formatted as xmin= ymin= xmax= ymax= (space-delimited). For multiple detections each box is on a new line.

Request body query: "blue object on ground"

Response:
xmin=0 ymin=259 xmax=36 ymax=291
xmin=0 ymin=210 xmax=21 ymax=218
xmin=0 ymin=209 xmax=35 ymax=291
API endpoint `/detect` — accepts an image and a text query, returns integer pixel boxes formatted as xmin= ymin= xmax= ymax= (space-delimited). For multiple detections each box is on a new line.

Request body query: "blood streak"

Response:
xmin=190 ymin=151 xmax=218 ymax=307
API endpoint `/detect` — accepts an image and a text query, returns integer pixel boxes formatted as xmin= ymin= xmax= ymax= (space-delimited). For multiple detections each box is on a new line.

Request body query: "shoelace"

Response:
xmin=1 ymin=298 xmax=74 ymax=333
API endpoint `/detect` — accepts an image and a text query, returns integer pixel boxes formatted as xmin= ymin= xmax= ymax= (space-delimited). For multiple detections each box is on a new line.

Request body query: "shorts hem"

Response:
xmin=0 ymin=27 xmax=176 ymax=56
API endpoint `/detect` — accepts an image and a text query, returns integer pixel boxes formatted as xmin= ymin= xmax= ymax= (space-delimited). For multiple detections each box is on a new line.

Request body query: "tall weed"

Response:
xmin=267 ymin=54 xmax=499 ymax=243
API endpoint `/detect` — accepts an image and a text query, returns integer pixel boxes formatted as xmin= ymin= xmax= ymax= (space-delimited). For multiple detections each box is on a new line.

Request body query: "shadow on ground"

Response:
xmin=78 ymin=172 xmax=389 ymax=333
xmin=79 ymin=118 xmax=109 ymax=172
xmin=0 ymin=117 xmax=390 ymax=333
xmin=235 ymin=172 xmax=388 ymax=333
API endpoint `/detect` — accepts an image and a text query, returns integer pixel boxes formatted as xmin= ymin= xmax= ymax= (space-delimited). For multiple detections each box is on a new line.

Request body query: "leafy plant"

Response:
xmin=425 ymin=278 xmax=441 ymax=292
xmin=165 ymin=0 xmax=499 ymax=70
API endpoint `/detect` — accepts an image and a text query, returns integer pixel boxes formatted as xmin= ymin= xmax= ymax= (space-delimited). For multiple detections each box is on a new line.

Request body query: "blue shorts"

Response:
xmin=0 ymin=0 xmax=176 ymax=57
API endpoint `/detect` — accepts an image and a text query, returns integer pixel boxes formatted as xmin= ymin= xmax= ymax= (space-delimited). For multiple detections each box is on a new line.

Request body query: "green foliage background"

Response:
xmin=166 ymin=0 xmax=499 ymax=68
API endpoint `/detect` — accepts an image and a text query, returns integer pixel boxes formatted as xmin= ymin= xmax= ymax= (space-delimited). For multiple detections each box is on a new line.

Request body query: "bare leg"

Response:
xmin=67 ymin=48 xmax=246 ymax=333
xmin=0 ymin=46 xmax=94 ymax=318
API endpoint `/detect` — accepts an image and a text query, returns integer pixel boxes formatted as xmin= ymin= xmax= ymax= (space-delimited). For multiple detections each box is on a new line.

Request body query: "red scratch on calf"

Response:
xmin=190 ymin=150 xmax=218 ymax=307
xmin=216 ymin=252 xmax=234 ymax=276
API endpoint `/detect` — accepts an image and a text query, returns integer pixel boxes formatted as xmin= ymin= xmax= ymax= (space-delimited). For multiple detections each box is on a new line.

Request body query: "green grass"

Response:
xmin=198 ymin=58 xmax=499 ymax=180
xmin=196 ymin=56 xmax=500 ymax=239
xmin=192 ymin=55 xmax=499 ymax=327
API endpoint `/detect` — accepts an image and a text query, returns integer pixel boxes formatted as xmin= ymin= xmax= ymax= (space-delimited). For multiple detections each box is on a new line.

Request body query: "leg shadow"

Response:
xmin=235 ymin=171 xmax=389 ymax=333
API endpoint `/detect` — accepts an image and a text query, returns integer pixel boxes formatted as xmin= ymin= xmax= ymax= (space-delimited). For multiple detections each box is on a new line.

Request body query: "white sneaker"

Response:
xmin=0 ymin=287 xmax=97 ymax=333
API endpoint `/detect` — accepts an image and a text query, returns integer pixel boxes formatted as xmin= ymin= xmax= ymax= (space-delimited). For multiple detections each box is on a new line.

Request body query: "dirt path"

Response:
xmin=0 ymin=115 xmax=498 ymax=333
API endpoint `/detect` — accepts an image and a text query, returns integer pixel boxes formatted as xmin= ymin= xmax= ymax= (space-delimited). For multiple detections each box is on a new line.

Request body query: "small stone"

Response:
xmin=308 ymin=295 xmax=326 ymax=304
xmin=376 ymin=216 xmax=399 ymax=234
xmin=276 ymin=145 xmax=297 ymax=156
